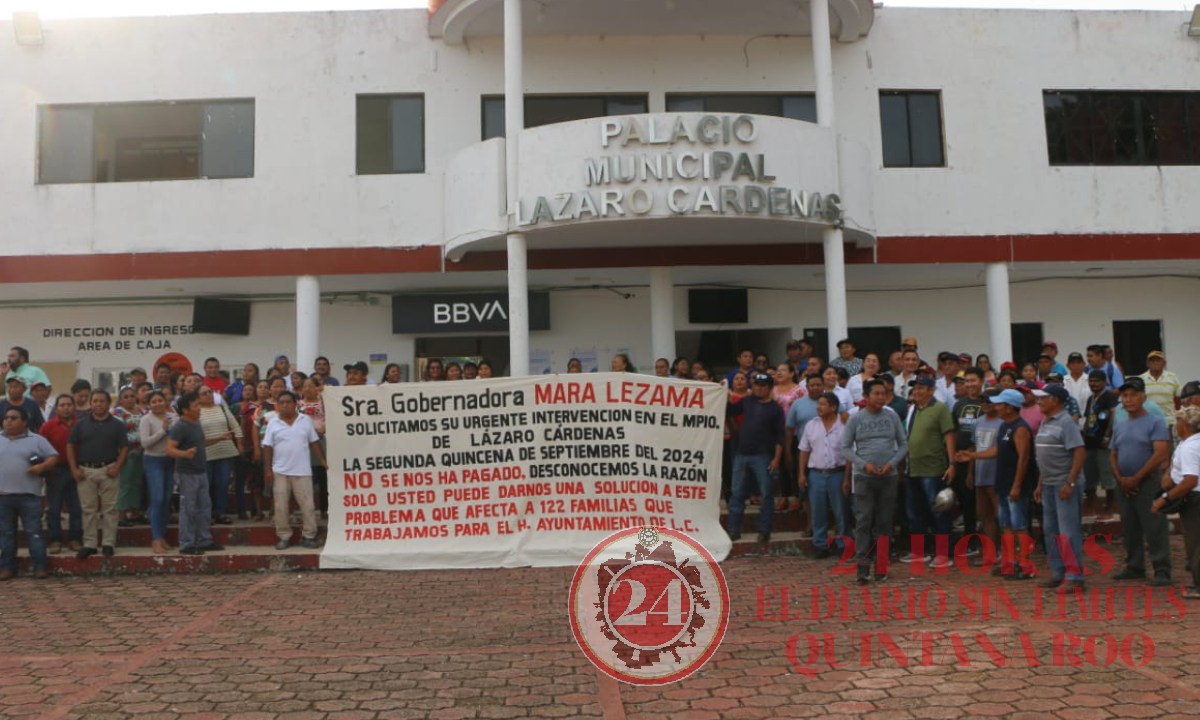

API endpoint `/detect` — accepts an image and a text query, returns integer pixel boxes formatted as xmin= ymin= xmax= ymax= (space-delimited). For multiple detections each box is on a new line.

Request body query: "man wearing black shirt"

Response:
xmin=952 ymin=367 xmax=985 ymax=553
xmin=67 ymin=391 xmax=127 ymax=559
xmin=725 ymin=372 xmax=785 ymax=543
xmin=0 ymin=377 xmax=43 ymax=434
xmin=1083 ymin=369 xmax=1119 ymax=520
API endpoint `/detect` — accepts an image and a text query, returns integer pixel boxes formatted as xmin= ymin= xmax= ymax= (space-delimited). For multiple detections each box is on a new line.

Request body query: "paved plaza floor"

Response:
xmin=2 ymin=543 xmax=1199 ymax=719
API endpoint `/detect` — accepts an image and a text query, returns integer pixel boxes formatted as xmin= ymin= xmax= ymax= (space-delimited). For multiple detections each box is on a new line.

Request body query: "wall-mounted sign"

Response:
xmin=392 ymin=292 xmax=551 ymax=334
xmin=517 ymin=113 xmax=843 ymax=229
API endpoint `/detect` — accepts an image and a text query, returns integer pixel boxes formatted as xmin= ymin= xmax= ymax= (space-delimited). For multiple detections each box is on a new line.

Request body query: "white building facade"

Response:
xmin=2 ymin=1 xmax=1199 ymax=389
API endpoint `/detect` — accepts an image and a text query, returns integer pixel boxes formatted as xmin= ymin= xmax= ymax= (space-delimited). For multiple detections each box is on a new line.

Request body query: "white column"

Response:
xmin=822 ymin=230 xmax=848 ymax=358
xmin=649 ymin=267 xmax=676 ymax=364
xmin=295 ymin=275 xmax=320 ymax=372
xmin=811 ymin=0 xmax=847 ymax=358
xmin=985 ymin=262 xmax=1013 ymax=365
xmin=504 ymin=0 xmax=529 ymax=376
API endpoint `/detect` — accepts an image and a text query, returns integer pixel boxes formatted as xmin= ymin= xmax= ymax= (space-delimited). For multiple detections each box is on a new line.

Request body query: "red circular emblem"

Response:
xmin=569 ymin=527 xmax=729 ymax=685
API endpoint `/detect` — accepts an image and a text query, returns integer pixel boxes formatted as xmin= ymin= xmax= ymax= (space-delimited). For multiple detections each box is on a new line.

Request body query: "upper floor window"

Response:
xmin=37 ymin=99 xmax=254 ymax=184
xmin=357 ymin=94 xmax=425 ymax=175
xmin=665 ymin=93 xmax=816 ymax=123
xmin=481 ymin=94 xmax=648 ymax=140
xmin=1044 ymin=90 xmax=1200 ymax=166
xmin=879 ymin=90 xmax=945 ymax=168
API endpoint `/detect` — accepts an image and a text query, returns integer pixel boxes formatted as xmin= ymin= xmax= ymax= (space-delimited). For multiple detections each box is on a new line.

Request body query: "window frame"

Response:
xmin=36 ymin=98 xmax=255 ymax=185
xmin=878 ymin=89 xmax=946 ymax=169
xmin=479 ymin=93 xmax=649 ymax=141
xmin=356 ymin=92 xmax=426 ymax=176
xmin=664 ymin=92 xmax=817 ymax=123
xmin=1043 ymin=89 xmax=1200 ymax=166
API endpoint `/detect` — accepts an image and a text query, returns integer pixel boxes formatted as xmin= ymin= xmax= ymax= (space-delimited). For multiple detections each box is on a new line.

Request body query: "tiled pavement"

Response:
xmin=2 ymin=538 xmax=1199 ymax=719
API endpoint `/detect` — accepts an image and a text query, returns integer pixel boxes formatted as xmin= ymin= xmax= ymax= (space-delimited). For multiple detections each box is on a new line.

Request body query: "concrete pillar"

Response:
xmin=504 ymin=0 xmax=529 ymax=376
xmin=295 ymin=275 xmax=320 ymax=372
xmin=811 ymin=0 xmax=847 ymax=358
xmin=985 ymin=262 xmax=1013 ymax=365
xmin=649 ymin=267 xmax=676 ymax=365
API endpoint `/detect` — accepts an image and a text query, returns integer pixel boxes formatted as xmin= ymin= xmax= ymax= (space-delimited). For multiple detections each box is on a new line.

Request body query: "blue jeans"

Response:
xmin=143 ymin=455 xmax=174 ymax=541
xmin=1042 ymin=483 xmax=1085 ymax=582
xmin=728 ymin=454 xmax=773 ymax=536
xmin=907 ymin=475 xmax=953 ymax=559
xmin=0 ymin=493 xmax=47 ymax=572
xmin=999 ymin=494 xmax=1030 ymax=533
xmin=207 ymin=457 xmax=232 ymax=519
xmin=45 ymin=467 xmax=82 ymax=544
xmin=808 ymin=469 xmax=846 ymax=551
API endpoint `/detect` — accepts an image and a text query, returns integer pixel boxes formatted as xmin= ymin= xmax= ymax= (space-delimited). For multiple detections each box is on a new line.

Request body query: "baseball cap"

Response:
xmin=999 ymin=361 xmax=1017 ymax=372
xmin=1033 ymin=385 xmax=1069 ymax=401
xmin=1146 ymin=350 xmax=1166 ymax=361
xmin=995 ymin=389 xmax=1025 ymax=408
xmin=1046 ymin=372 xmax=1064 ymax=383
xmin=1042 ymin=341 xmax=1058 ymax=350
xmin=902 ymin=336 xmax=918 ymax=347
xmin=750 ymin=372 xmax=773 ymax=386
xmin=1087 ymin=370 xmax=1108 ymax=382
xmin=952 ymin=374 xmax=966 ymax=384
xmin=910 ymin=376 xmax=936 ymax=388
xmin=1037 ymin=353 xmax=1054 ymax=362
xmin=5 ymin=376 xmax=26 ymax=386
xmin=958 ymin=353 xmax=973 ymax=365
xmin=1118 ymin=377 xmax=1146 ymax=393
xmin=1181 ymin=381 xmax=1200 ymax=400
xmin=1067 ymin=352 xmax=1084 ymax=363
xmin=982 ymin=387 xmax=1003 ymax=400
xmin=937 ymin=351 xmax=957 ymax=363
xmin=30 ymin=380 xmax=48 ymax=389
xmin=275 ymin=354 xmax=289 ymax=363
xmin=344 ymin=361 xmax=369 ymax=374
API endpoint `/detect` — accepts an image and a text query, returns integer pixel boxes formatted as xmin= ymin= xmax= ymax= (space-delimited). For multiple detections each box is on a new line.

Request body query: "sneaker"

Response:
xmin=965 ymin=546 xmax=982 ymax=558
xmin=928 ymin=555 xmax=953 ymax=570
xmin=1005 ymin=569 xmax=1036 ymax=581
xmin=856 ymin=574 xmax=870 ymax=586
xmin=727 ymin=530 xmax=742 ymax=541
xmin=874 ymin=573 xmax=889 ymax=583
xmin=202 ymin=543 xmax=225 ymax=552
xmin=1149 ymin=575 xmax=1172 ymax=588
xmin=33 ymin=568 xmax=50 ymax=579
xmin=300 ymin=537 xmax=320 ymax=549
xmin=275 ymin=539 xmax=290 ymax=550
xmin=47 ymin=542 xmax=62 ymax=555
xmin=101 ymin=546 xmax=114 ymax=557
xmin=1061 ymin=579 xmax=1086 ymax=591
xmin=1039 ymin=577 xmax=1064 ymax=589
xmin=811 ymin=548 xmax=831 ymax=560
xmin=68 ymin=541 xmax=83 ymax=552
xmin=75 ymin=547 xmax=97 ymax=560
xmin=179 ymin=547 xmax=205 ymax=556
xmin=899 ymin=553 xmax=920 ymax=564
xmin=756 ymin=532 xmax=770 ymax=543
xmin=1112 ymin=568 xmax=1145 ymax=581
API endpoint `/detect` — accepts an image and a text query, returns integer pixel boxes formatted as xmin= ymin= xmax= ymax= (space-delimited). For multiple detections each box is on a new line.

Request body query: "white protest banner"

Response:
xmin=320 ymin=373 xmax=730 ymax=570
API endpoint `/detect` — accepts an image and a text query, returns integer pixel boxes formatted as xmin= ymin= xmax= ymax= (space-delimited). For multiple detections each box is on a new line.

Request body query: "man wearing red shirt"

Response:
xmin=38 ymin=394 xmax=83 ymax=554
xmin=202 ymin=357 xmax=229 ymax=395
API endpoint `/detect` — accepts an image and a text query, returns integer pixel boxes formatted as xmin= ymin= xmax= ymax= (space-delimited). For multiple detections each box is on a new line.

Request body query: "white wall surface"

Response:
xmin=2 ymin=7 xmax=1199 ymax=257
xmin=5 ymin=276 xmax=1197 ymax=385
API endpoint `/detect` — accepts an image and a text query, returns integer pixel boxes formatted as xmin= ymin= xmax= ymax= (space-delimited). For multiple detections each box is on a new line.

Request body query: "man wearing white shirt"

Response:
xmin=262 ymin=391 xmax=327 ymax=550
xmin=1063 ymin=352 xmax=1091 ymax=422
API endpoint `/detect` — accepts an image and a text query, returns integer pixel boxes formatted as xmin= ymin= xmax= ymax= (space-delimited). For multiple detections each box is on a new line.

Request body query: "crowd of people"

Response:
xmin=0 ymin=349 xmax=366 ymax=578
xmin=705 ymin=336 xmax=1200 ymax=595
xmin=2 ymin=339 xmax=1199 ymax=598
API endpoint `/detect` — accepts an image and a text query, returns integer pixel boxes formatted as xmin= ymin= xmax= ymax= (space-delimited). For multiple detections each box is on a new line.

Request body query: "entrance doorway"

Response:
xmin=675 ymin=328 xmax=792 ymax=379
xmin=1112 ymin=319 xmax=1163 ymax=377
xmin=415 ymin=336 xmax=510 ymax=380
xmin=803 ymin=326 xmax=902 ymax=367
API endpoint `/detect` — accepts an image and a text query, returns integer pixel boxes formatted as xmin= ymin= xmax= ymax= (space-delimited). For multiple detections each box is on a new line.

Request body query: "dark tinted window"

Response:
xmin=1044 ymin=90 xmax=1200 ymax=165
xmin=38 ymin=99 xmax=254 ymax=184
xmin=481 ymin=94 xmax=648 ymax=140
xmin=357 ymin=94 xmax=424 ymax=174
xmin=665 ymin=93 xmax=816 ymax=123
xmin=879 ymin=91 xmax=944 ymax=168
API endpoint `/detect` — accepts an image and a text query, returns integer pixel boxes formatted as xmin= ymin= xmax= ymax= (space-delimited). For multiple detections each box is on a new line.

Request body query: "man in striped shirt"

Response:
xmin=1137 ymin=351 xmax=1181 ymax=421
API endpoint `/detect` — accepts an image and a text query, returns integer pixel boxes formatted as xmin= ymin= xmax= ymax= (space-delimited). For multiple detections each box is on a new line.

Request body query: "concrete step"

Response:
xmin=13 ymin=544 xmax=319 ymax=577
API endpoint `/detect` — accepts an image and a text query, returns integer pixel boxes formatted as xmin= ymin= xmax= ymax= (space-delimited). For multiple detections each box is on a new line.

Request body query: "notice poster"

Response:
xmin=320 ymin=373 xmax=730 ymax=570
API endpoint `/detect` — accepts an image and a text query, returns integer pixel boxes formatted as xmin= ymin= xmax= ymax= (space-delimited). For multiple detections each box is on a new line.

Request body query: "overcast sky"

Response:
xmin=1 ymin=0 xmax=1193 ymax=20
